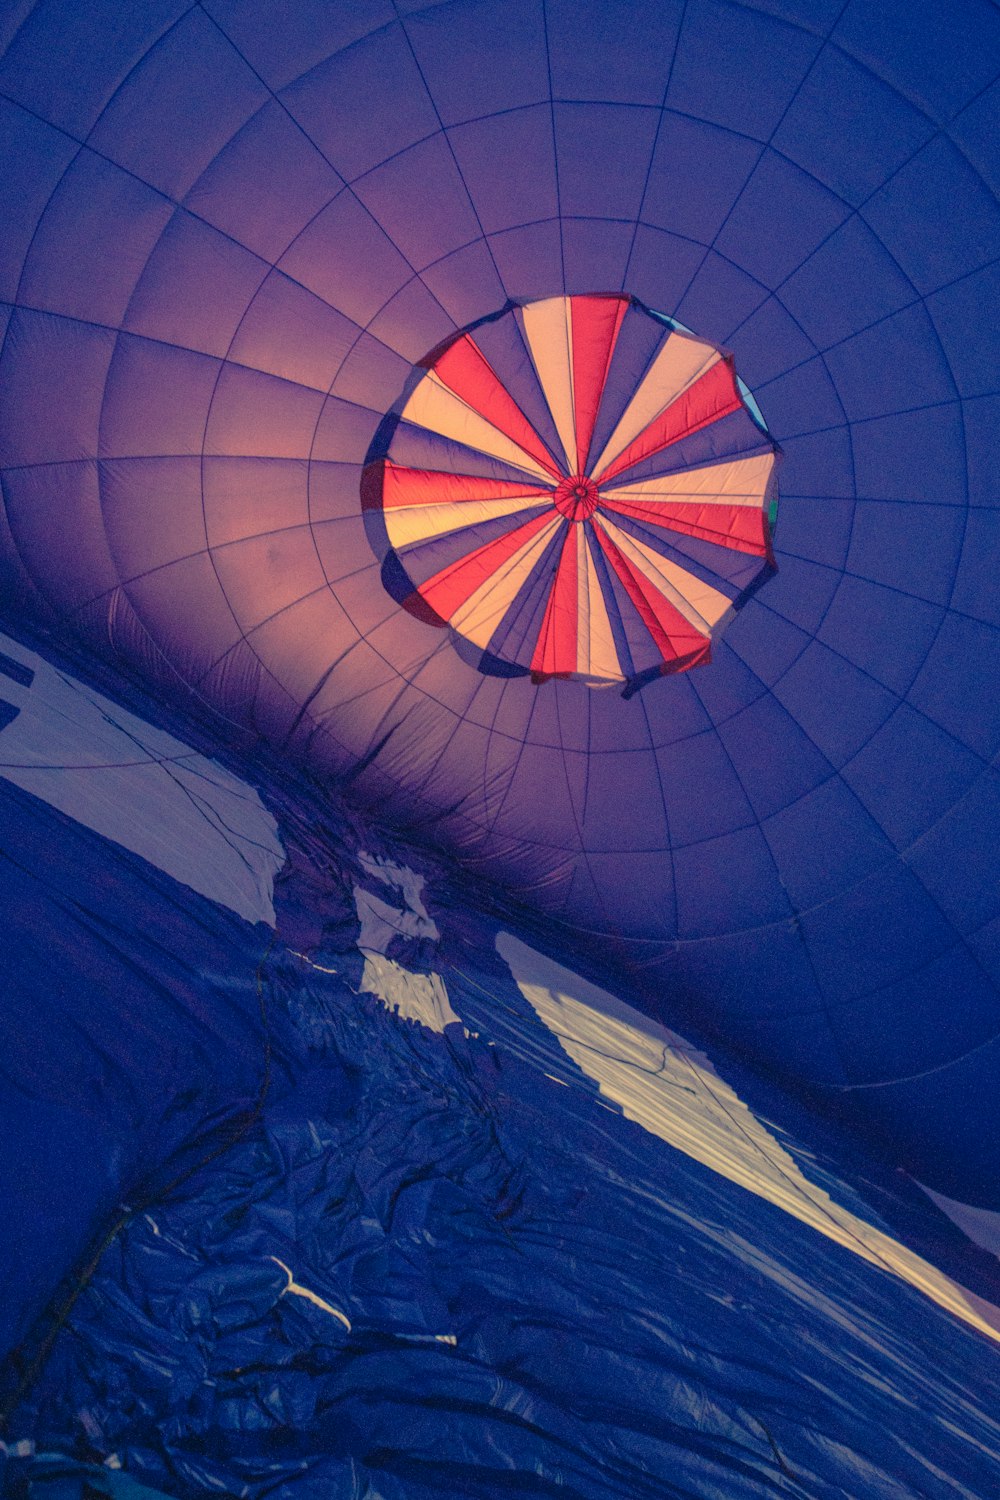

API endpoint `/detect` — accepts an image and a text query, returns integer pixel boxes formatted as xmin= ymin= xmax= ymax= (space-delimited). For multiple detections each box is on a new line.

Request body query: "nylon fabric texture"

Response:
xmin=2 ymin=0 xmax=999 ymax=1194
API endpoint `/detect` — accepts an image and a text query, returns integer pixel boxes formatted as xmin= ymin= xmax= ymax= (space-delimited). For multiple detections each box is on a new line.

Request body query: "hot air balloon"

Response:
xmin=2 ymin=1 xmax=1000 ymax=1495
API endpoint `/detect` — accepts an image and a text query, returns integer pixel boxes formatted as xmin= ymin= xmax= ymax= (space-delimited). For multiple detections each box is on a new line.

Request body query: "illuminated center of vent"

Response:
xmin=363 ymin=294 xmax=779 ymax=694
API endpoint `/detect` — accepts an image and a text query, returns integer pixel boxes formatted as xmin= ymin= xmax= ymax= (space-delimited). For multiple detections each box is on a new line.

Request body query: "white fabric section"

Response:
xmin=915 ymin=1182 xmax=1000 ymax=1261
xmin=357 ymin=851 xmax=439 ymax=937
xmin=354 ymin=886 xmax=425 ymax=952
xmin=496 ymin=933 xmax=1000 ymax=1345
xmin=519 ymin=296 xmax=577 ymax=473
xmin=359 ymin=953 xmax=462 ymax=1033
xmin=402 ymin=371 xmax=553 ymax=482
xmin=353 ymin=859 xmax=459 ymax=1034
xmin=0 ymin=633 xmax=284 ymax=924
xmin=579 ymin=527 xmax=623 ymax=682
xmin=575 ymin=523 xmax=590 ymax=677
xmin=270 ymin=1258 xmax=352 ymax=1331
xmin=385 ymin=494 xmax=551 ymax=548
xmin=595 ymin=517 xmax=726 ymax=633
xmin=604 ymin=452 xmax=775 ymax=507
xmin=590 ymin=333 xmax=720 ymax=479
xmin=449 ymin=514 xmax=562 ymax=647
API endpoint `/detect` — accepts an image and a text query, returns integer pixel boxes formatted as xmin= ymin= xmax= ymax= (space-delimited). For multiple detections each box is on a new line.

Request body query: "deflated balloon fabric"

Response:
xmin=2 ymin=0 xmax=1000 ymax=1196
xmin=5 ymin=763 xmax=1000 ymax=1500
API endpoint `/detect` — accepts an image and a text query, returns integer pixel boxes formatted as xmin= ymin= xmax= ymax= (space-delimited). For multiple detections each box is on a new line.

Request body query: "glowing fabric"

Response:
xmin=364 ymin=295 xmax=777 ymax=688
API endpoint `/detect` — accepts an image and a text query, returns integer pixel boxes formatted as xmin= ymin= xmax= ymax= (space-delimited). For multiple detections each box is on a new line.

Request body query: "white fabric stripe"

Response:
xmin=520 ymin=297 xmax=577 ymax=474
xmin=596 ymin=515 xmax=727 ymax=634
xmin=575 ymin=523 xmax=590 ymax=676
xmin=402 ymin=372 xmax=554 ymax=482
xmin=581 ymin=527 xmax=624 ymax=682
xmin=449 ymin=514 xmax=563 ymax=648
xmin=603 ymin=453 xmax=775 ymax=508
xmin=386 ymin=494 xmax=552 ymax=548
xmin=590 ymin=334 xmax=720 ymax=480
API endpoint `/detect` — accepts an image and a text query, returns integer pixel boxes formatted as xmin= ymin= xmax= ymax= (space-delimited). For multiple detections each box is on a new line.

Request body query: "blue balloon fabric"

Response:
xmin=2 ymin=3 xmax=1000 ymax=1494
xmin=2 ymin=0 xmax=1000 ymax=1193
xmin=2 ymin=732 xmax=1000 ymax=1499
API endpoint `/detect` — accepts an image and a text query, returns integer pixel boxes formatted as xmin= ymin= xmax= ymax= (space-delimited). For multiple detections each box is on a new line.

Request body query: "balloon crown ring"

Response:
xmin=362 ymin=292 xmax=780 ymax=694
xmin=553 ymin=475 xmax=600 ymax=522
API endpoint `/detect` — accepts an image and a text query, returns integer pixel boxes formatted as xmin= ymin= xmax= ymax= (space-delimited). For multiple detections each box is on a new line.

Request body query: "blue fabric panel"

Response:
xmin=823 ymin=304 xmax=956 ymax=422
xmin=950 ymin=76 xmax=1000 ymax=195
xmin=283 ymin=26 xmax=437 ymax=182
xmin=20 ymin=152 xmax=173 ymax=328
xmin=88 ymin=10 xmax=268 ymax=200
xmin=0 ymin=0 xmax=189 ymax=137
xmin=554 ymin=103 xmax=660 ymax=222
xmin=673 ymin=822 xmax=792 ymax=938
xmin=642 ymin=114 xmax=762 ymax=244
xmin=801 ymin=864 xmax=958 ymax=1010
xmin=962 ymin=394 xmax=1000 ymax=506
xmin=546 ymin=0 xmax=684 ymax=104
xmin=448 ymin=107 xmax=558 ymax=239
xmin=279 ymin=193 xmax=414 ymax=326
xmin=762 ymin=774 xmax=896 ymax=910
xmin=951 ymin=510 xmax=1000 ymax=626
xmin=667 ymin=0 xmax=822 ymax=140
xmin=817 ymin=575 xmax=944 ymax=694
xmin=862 ymin=136 xmax=1000 ymax=296
xmin=773 ymin=45 xmax=934 ymax=204
xmin=833 ymin=0 xmax=1000 ymax=121
xmin=905 ymin=769 xmax=1000 ymax=933
xmin=768 ymin=494 xmax=852 ymax=571
xmin=352 ymin=135 xmax=482 ymax=271
xmin=928 ymin=260 xmax=1000 ymax=400
xmin=0 ymin=104 xmax=76 ymax=301
xmin=752 ymin=356 xmax=846 ymax=439
xmin=202 ymin=0 xmax=395 ymax=93
xmin=725 ymin=601 xmax=812 ymax=686
xmin=0 ymin=778 xmax=270 ymax=1363
xmin=771 ymin=640 xmax=899 ymax=764
xmin=405 ymin=0 xmax=548 ymax=124
xmin=909 ymin=614 xmax=1000 ymax=758
xmin=850 ymin=405 xmax=967 ymax=504
xmin=653 ymin=729 xmax=755 ymax=846
xmin=185 ymin=100 xmax=344 ymax=264
xmin=841 ymin=703 xmax=983 ymax=847
xmin=832 ymin=944 xmax=998 ymax=1084
xmin=714 ymin=691 xmax=833 ymax=820
xmin=846 ymin=1032 xmax=1000 ymax=1202
xmin=562 ymin=218 xmax=635 ymax=294
xmin=846 ymin=501 xmax=965 ymax=606
xmin=779 ymin=216 xmax=916 ymax=349
xmin=715 ymin=150 xmax=849 ymax=288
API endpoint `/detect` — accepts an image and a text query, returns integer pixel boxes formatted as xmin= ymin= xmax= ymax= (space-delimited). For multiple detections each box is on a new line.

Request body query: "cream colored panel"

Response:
xmin=402 ymin=372 xmax=553 ymax=482
xmin=597 ymin=515 xmax=728 ymax=633
xmin=385 ymin=494 xmax=552 ymax=549
xmin=497 ymin=931 xmax=1000 ymax=1349
xmin=590 ymin=333 xmax=719 ymax=479
xmin=580 ymin=527 xmax=624 ymax=682
xmin=451 ymin=514 xmax=563 ymax=648
xmin=520 ymin=296 xmax=577 ymax=474
xmin=603 ymin=452 xmax=775 ymax=508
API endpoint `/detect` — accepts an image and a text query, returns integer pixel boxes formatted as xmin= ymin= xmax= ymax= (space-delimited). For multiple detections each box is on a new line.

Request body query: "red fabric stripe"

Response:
xmin=382 ymin=462 xmax=552 ymax=509
xmin=592 ymin=520 xmax=711 ymax=664
xmin=601 ymin=497 xmax=770 ymax=557
xmin=594 ymin=358 xmax=743 ymax=486
xmin=571 ymin=295 xmax=628 ymax=474
xmin=417 ymin=507 xmax=555 ymax=622
xmin=531 ymin=525 xmax=578 ymax=678
xmin=432 ymin=335 xmax=561 ymax=478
